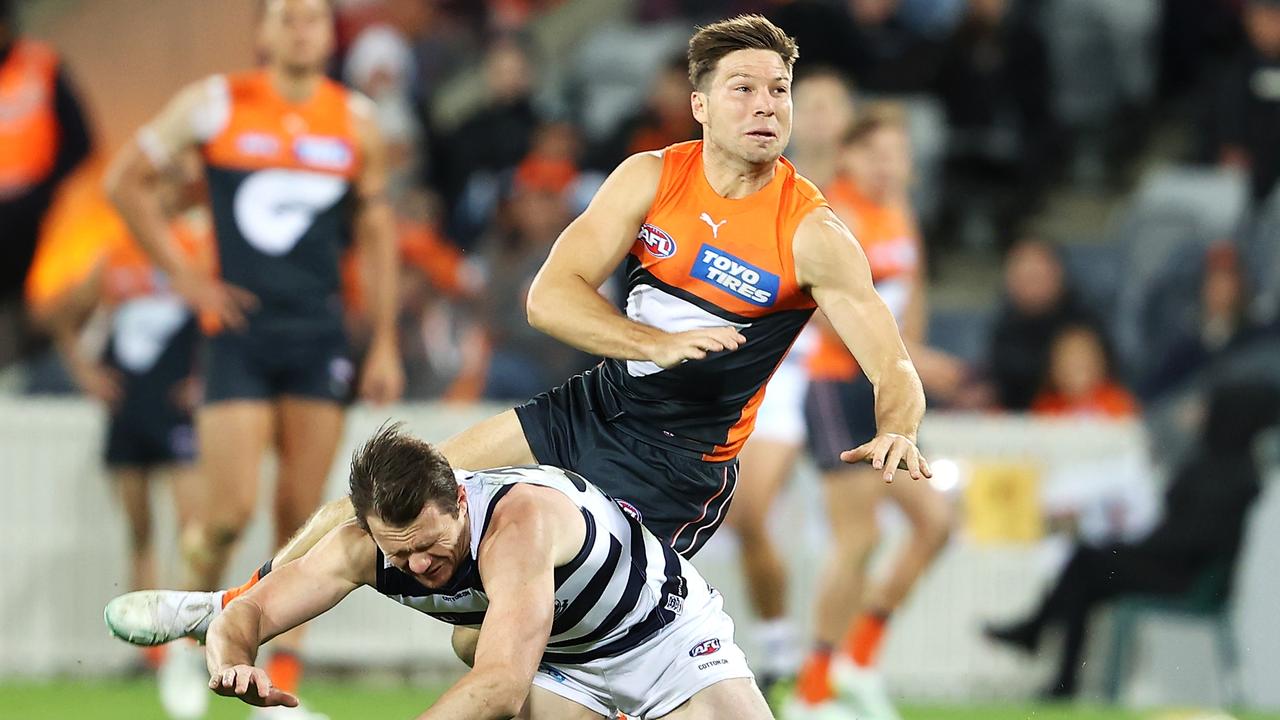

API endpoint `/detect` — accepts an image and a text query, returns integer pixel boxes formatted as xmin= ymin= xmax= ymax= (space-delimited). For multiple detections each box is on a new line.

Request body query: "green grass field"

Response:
xmin=2 ymin=680 xmax=1278 ymax=720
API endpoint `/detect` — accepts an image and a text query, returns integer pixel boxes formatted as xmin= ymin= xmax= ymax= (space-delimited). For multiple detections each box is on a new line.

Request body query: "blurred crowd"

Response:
xmin=4 ymin=0 xmax=1278 ymax=419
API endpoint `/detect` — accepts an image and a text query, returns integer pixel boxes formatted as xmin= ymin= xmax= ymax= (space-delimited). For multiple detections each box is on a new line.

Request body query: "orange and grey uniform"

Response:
xmin=516 ymin=141 xmax=827 ymax=556
xmin=1 ymin=38 xmax=91 ymax=300
xmin=27 ymin=196 xmax=211 ymax=467
xmin=804 ymin=176 xmax=921 ymax=472
xmin=165 ymin=71 xmax=364 ymax=404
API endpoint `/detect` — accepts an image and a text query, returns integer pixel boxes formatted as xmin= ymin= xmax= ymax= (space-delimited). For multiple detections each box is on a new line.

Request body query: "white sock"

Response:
xmin=755 ymin=618 xmax=800 ymax=677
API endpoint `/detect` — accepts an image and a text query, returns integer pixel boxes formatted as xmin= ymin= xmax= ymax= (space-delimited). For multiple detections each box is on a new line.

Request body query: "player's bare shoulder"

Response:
xmin=592 ymin=150 xmax=665 ymax=216
xmin=321 ymin=520 xmax=380 ymax=587
xmin=794 ymin=205 xmax=867 ymax=290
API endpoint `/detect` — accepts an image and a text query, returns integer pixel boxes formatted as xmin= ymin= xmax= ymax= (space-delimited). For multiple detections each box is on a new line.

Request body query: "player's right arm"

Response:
xmin=205 ymin=522 xmax=375 ymax=708
xmin=104 ymin=78 xmax=256 ymax=329
xmin=525 ymin=152 xmax=745 ymax=369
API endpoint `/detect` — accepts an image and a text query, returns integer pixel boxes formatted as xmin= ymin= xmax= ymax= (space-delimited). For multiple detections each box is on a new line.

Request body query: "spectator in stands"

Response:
xmin=437 ymin=37 xmax=541 ymax=244
xmin=934 ymin=0 xmax=1057 ymax=250
xmin=474 ymin=130 xmax=593 ymax=399
xmin=988 ymin=238 xmax=1099 ymax=411
xmin=1032 ymin=324 xmax=1137 ymax=418
xmin=0 ymin=0 xmax=93 ymax=368
xmin=786 ymin=66 xmax=857 ymax=189
xmin=589 ymin=55 xmax=699 ymax=171
xmin=1207 ymin=0 xmax=1280 ymax=202
xmin=986 ymin=380 xmax=1280 ymax=698
xmin=769 ymin=0 xmax=943 ymax=93
xmin=1143 ymin=242 xmax=1266 ymax=400
xmin=344 ymin=21 xmax=424 ymax=203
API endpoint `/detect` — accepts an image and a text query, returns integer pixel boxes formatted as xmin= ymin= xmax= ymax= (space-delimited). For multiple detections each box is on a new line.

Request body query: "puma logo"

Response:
xmin=699 ymin=212 xmax=727 ymax=239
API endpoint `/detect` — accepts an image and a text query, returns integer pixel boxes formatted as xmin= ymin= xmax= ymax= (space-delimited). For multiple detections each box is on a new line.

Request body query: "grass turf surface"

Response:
xmin=2 ymin=679 xmax=1278 ymax=720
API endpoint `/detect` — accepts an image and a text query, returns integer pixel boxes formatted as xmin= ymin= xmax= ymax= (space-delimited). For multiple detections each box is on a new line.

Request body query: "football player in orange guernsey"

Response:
xmin=105 ymin=0 xmax=402 ymax=716
xmin=107 ymin=15 xmax=929 ymax=708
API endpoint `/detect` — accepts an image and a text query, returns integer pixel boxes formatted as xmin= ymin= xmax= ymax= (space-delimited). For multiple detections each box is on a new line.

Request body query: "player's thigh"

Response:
xmin=450 ymin=626 xmax=479 ymax=666
xmin=166 ymin=463 xmax=204 ymax=530
xmin=728 ymin=437 xmax=801 ymax=532
xmin=437 ymin=408 xmax=536 ymax=470
xmin=518 ymin=685 xmax=608 ymax=720
xmin=884 ymin=467 xmax=952 ymax=534
xmin=655 ymin=678 xmax=772 ymax=720
xmin=197 ymin=400 xmax=274 ymax=521
xmin=111 ymin=467 xmax=151 ymax=538
xmin=275 ymin=396 xmax=345 ymax=495
xmin=820 ymin=464 xmax=886 ymax=541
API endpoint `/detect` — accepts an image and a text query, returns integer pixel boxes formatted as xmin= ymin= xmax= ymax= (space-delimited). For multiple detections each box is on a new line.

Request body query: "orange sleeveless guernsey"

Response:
xmin=0 ymin=40 xmax=61 ymax=196
xmin=595 ymin=140 xmax=828 ymax=461
xmin=807 ymin=176 xmax=921 ymax=382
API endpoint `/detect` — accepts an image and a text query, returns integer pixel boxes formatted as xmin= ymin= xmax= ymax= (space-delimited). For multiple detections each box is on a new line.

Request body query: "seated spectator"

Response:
xmin=1032 ymin=324 xmax=1137 ymax=419
xmin=437 ymin=37 xmax=542 ymax=244
xmin=934 ymin=0 xmax=1057 ymax=250
xmin=1205 ymin=0 xmax=1280 ymax=202
xmin=588 ymin=56 xmax=699 ymax=171
xmin=474 ymin=145 xmax=593 ymax=399
xmin=986 ymin=380 xmax=1280 ymax=698
xmin=343 ymin=22 xmax=423 ymax=202
xmin=769 ymin=0 xmax=943 ymax=94
xmin=1144 ymin=242 xmax=1266 ymax=399
xmin=988 ymin=238 xmax=1099 ymax=410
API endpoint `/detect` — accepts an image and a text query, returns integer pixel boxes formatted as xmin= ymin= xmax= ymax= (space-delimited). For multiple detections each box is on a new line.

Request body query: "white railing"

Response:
xmin=2 ymin=399 xmax=1277 ymax=708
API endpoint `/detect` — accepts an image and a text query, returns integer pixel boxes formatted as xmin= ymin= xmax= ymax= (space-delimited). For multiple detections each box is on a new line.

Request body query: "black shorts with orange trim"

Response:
xmin=203 ymin=324 xmax=354 ymax=405
xmin=515 ymin=367 xmax=739 ymax=558
xmin=804 ymin=373 xmax=877 ymax=474
xmin=104 ymin=318 xmax=200 ymax=469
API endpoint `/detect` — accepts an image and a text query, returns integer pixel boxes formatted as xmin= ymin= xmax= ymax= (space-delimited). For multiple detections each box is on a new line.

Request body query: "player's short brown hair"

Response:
xmin=349 ymin=423 xmax=457 ymax=531
xmin=687 ymin=14 xmax=799 ymax=91
xmin=842 ymin=101 xmax=909 ymax=147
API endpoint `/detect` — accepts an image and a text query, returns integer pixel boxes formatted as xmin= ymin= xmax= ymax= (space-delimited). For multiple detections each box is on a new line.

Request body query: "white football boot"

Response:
xmin=104 ymin=590 xmax=223 ymax=646
xmin=831 ymin=655 xmax=902 ymax=720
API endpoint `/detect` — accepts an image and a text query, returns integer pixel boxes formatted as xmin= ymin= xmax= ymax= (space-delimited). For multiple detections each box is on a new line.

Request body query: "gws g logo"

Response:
xmin=638 ymin=224 xmax=677 ymax=259
xmin=691 ymin=244 xmax=780 ymax=307
xmin=689 ymin=639 xmax=721 ymax=658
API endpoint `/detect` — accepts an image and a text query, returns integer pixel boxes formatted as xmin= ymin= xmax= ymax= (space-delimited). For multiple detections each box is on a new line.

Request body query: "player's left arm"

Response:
xmin=795 ymin=206 xmax=931 ymax=482
xmin=350 ymin=95 xmax=404 ymax=405
xmin=415 ymin=492 xmax=562 ymax=719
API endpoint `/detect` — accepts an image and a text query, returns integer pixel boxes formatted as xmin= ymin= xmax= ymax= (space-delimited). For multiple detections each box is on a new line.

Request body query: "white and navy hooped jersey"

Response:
xmin=373 ymin=465 xmax=698 ymax=664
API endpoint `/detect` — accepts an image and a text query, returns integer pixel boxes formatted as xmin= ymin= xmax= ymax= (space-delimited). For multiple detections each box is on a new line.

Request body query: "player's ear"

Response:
xmin=691 ymin=90 xmax=708 ymax=125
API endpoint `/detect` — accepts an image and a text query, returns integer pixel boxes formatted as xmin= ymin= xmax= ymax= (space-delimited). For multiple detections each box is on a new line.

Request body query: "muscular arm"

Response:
xmin=104 ymin=78 xmax=253 ymax=327
xmin=104 ymin=80 xmax=208 ymax=279
xmin=351 ymin=98 xmax=398 ymax=351
xmin=525 ymin=152 xmax=743 ymax=366
xmin=417 ymin=487 xmax=581 ymax=719
xmin=525 ymin=152 xmax=663 ymax=358
xmin=350 ymin=96 xmax=403 ymax=403
xmin=795 ymin=207 xmax=928 ymax=475
xmin=206 ymin=523 xmax=374 ymax=699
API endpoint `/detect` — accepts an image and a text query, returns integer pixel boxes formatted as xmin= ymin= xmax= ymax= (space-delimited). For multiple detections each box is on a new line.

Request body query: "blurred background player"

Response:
xmin=25 ymin=152 xmax=210 ymax=681
xmin=726 ymin=66 xmax=856 ymax=700
xmin=105 ymin=0 xmax=403 ymax=716
xmin=0 ymin=0 xmax=92 ymax=369
xmin=790 ymin=104 xmax=959 ymax=720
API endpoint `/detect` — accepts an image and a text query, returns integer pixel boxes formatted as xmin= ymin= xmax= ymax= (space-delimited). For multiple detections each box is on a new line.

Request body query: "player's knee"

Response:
xmin=727 ymin=503 xmax=768 ymax=540
xmin=451 ymin=627 xmax=478 ymax=667
xmin=831 ymin=518 xmax=879 ymax=556
xmin=918 ymin=500 xmax=954 ymax=555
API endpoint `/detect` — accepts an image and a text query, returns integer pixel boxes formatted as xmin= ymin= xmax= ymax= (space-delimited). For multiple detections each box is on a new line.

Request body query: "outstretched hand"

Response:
xmin=840 ymin=433 xmax=932 ymax=483
xmin=209 ymin=665 xmax=299 ymax=708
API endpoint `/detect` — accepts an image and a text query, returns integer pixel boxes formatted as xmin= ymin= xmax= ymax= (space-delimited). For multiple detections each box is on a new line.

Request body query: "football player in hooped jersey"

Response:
xmin=104 ymin=13 xmax=927 ymax=688
xmin=105 ymin=0 xmax=402 ymax=714
xmin=194 ymin=426 xmax=774 ymax=719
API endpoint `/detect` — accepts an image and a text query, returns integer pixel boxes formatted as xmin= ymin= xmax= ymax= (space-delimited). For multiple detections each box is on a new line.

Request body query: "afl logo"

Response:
xmin=615 ymin=499 xmax=643 ymax=523
xmin=638 ymin=224 xmax=677 ymax=259
xmin=689 ymin=639 xmax=721 ymax=657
